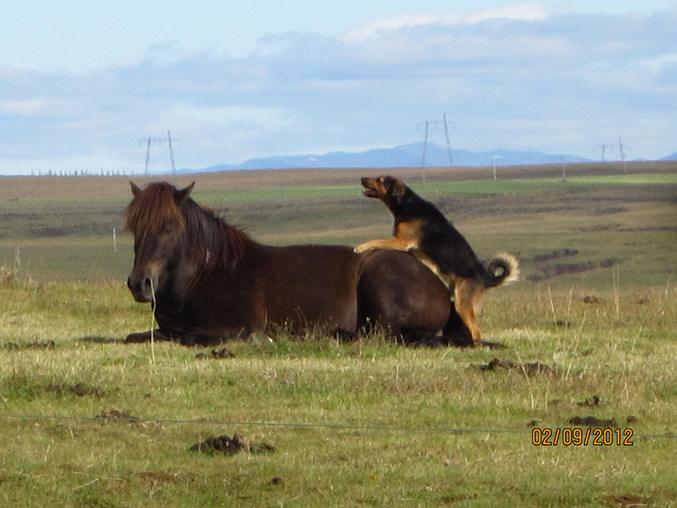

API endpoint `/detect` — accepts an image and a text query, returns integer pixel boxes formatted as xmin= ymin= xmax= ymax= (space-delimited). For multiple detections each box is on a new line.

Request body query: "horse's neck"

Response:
xmin=186 ymin=205 xmax=257 ymax=269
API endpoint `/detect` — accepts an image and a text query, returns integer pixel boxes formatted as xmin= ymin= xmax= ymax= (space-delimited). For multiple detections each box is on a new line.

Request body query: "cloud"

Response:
xmin=0 ymin=98 xmax=49 ymax=115
xmin=0 ymin=4 xmax=675 ymax=174
xmin=341 ymin=3 xmax=547 ymax=42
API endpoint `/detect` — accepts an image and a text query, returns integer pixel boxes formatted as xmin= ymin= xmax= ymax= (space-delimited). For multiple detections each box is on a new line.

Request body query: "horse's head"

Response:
xmin=124 ymin=181 xmax=195 ymax=302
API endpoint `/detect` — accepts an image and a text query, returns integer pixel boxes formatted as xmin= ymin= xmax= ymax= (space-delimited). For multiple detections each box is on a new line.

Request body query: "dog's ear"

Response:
xmin=391 ymin=179 xmax=406 ymax=200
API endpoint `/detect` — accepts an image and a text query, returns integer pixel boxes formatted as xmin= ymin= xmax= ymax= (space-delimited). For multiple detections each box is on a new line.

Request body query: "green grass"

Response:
xmin=568 ymin=173 xmax=677 ymax=185
xmin=0 ymin=163 xmax=675 ymax=506
xmin=2 ymin=170 xmax=674 ymax=287
xmin=175 ymin=172 xmax=677 ymax=203
xmin=1 ymin=237 xmax=132 ymax=282
xmin=0 ymin=280 xmax=675 ymax=507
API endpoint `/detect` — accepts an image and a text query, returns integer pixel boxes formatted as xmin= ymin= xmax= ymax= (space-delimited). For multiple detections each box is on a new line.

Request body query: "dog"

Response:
xmin=354 ymin=175 xmax=519 ymax=344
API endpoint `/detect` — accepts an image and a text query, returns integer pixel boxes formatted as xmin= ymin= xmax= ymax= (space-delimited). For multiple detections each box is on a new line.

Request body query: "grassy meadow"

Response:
xmin=0 ymin=161 xmax=676 ymax=507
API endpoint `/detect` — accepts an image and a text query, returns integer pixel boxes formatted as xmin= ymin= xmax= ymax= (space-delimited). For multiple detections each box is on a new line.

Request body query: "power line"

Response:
xmin=1 ymin=413 xmax=673 ymax=440
xmin=0 ymin=412 xmax=520 ymax=435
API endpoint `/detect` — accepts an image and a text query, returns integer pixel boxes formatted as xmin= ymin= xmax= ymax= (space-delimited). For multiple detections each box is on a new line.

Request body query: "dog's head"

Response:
xmin=361 ymin=176 xmax=407 ymax=206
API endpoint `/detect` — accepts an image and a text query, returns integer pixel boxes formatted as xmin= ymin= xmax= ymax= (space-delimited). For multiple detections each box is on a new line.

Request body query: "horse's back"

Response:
xmin=251 ymin=244 xmax=451 ymax=338
xmin=261 ymin=244 xmax=362 ymax=331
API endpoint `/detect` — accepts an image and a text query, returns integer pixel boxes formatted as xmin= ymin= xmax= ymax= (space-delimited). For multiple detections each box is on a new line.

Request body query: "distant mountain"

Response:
xmin=191 ymin=143 xmax=593 ymax=173
xmin=659 ymin=152 xmax=677 ymax=161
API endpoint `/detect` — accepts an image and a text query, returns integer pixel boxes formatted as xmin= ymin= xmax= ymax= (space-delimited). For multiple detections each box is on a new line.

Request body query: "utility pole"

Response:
xmin=139 ymin=130 xmax=179 ymax=175
xmin=492 ymin=155 xmax=502 ymax=181
xmin=421 ymin=121 xmax=429 ymax=169
xmin=618 ymin=137 xmax=630 ymax=173
xmin=442 ymin=113 xmax=453 ymax=167
xmin=595 ymin=143 xmax=614 ymax=162
xmin=144 ymin=137 xmax=151 ymax=175
xmin=418 ymin=113 xmax=455 ymax=184
xmin=167 ymin=130 xmax=176 ymax=174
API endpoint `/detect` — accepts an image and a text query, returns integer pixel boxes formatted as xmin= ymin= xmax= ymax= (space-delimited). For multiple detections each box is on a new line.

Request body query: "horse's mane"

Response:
xmin=124 ymin=182 xmax=182 ymax=237
xmin=124 ymin=182 xmax=254 ymax=268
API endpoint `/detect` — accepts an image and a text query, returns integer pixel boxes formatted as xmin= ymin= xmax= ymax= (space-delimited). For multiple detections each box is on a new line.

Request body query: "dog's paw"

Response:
xmin=354 ymin=243 xmax=370 ymax=253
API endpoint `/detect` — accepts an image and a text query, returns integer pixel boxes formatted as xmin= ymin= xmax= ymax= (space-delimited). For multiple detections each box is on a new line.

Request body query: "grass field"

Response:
xmin=1 ymin=162 xmax=675 ymax=287
xmin=0 ymin=161 xmax=675 ymax=507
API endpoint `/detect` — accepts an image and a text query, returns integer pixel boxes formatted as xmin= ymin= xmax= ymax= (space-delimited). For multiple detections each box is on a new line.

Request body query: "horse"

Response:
xmin=124 ymin=181 xmax=470 ymax=346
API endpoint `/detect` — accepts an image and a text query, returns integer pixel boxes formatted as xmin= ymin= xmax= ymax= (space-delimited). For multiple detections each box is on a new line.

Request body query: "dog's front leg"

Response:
xmin=354 ymin=237 xmax=413 ymax=253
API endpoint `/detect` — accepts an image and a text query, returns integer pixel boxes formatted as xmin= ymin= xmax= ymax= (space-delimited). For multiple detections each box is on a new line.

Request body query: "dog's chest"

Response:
xmin=394 ymin=218 xmax=424 ymax=241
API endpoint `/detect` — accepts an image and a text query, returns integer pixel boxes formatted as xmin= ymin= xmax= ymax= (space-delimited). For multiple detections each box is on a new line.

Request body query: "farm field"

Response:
xmin=0 ymin=161 xmax=676 ymax=507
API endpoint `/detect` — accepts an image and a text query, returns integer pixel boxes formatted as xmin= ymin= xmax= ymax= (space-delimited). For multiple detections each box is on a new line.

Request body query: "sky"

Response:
xmin=1 ymin=0 xmax=675 ymax=175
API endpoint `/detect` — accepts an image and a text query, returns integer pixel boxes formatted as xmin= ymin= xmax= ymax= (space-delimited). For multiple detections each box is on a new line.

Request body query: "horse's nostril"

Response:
xmin=126 ymin=274 xmax=154 ymax=303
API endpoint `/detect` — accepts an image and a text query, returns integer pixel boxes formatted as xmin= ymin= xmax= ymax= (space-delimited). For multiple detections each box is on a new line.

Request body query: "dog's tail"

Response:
xmin=485 ymin=253 xmax=520 ymax=288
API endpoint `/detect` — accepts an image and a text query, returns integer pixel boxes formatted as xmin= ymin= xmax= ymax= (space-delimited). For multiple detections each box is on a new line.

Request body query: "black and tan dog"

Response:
xmin=354 ymin=175 xmax=519 ymax=344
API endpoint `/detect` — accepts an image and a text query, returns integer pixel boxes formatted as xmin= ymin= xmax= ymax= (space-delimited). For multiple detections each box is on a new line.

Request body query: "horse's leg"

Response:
xmin=124 ymin=329 xmax=171 ymax=343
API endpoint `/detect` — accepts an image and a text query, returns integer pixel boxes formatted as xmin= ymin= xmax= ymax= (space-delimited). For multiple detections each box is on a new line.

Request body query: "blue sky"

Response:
xmin=1 ymin=0 xmax=675 ymax=174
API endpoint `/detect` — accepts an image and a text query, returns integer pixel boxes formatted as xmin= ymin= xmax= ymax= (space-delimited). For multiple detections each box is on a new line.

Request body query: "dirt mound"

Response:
xmin=577 ymin=395 xmax=601 ymax=407
xmin=195 ymin=347 xmax=235 ymax=360
xmin=568 ymin=416 xmax=617 ymax=428
xmin=189 ymin=433 xmax=275 ymax=455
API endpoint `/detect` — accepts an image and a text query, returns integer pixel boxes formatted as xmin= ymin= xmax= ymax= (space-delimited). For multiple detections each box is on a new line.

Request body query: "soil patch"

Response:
xmin=47 ymin=382 xmax=105 ymax=398
xmin=548 ymin=395 xmax=601 ymax=410
xmin=6 ymin=340 xmax=56 ymax=350
xmin=529 ymin=248 xmax=618 ymax=282
xmin=96 ymin=408 xmax=139 ymax=422
xmin=479 ymin=358 xmax=554 ymax=375
xmin=528 ymin=259 xmax=618 ymax=282
xmin=604 ymin=494 xmax=649 ymax=507
xmin=533 ymin=248 xmax=578 ymax=262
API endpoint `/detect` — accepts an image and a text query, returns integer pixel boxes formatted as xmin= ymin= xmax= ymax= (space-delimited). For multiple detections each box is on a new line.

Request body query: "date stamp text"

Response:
xmin=532 ymin=427 xmax=634 ymax=447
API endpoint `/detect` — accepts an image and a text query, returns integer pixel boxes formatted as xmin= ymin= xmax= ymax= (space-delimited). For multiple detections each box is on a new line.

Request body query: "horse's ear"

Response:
xmin=174 ymin=182 xmax=195 ymax=203
xmin=130 ymin=181 xmax=141 ymax=196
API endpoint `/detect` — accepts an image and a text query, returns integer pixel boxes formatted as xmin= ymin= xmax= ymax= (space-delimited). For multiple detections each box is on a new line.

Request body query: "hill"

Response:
xmin=197 ymin=143 xmax=591 ymax=172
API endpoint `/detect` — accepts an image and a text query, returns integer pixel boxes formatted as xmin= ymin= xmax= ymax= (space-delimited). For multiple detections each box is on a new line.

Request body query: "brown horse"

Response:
xmin=124 ymin=181 xmax=467 ymax=346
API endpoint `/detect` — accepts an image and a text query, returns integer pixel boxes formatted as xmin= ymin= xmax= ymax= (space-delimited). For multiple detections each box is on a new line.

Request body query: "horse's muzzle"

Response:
xmin=127 ymin=275 xmax=154 ymax=303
